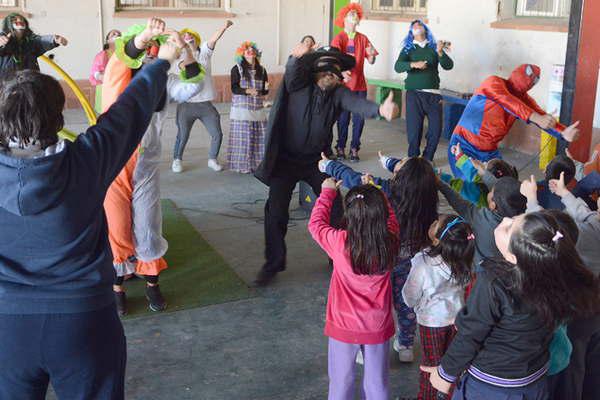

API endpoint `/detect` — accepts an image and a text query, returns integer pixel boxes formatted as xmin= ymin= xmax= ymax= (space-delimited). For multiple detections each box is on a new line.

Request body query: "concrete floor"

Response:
xmin=53 ymin=104 xmax=540 ymax=400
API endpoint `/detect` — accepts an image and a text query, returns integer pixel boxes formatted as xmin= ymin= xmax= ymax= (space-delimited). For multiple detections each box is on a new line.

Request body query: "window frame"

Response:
xmin=515 ymin=0 xmax=571 ymax=18
xmin=369 ymin=0 xmax=427 ymax=16
xmin=115 ymin=0 xmax=225 ymax=12
xmin=0 ymin=0 xmax=22 ymax=11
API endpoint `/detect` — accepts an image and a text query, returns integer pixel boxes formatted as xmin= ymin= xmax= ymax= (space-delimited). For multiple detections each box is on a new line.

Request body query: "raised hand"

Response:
xmin=0 ymin=33 xmax=11 ymax=47
xmin=562 ymin=121 xmax=580 ymax=143
xmin=342 ymin=70 xmax=352 ymax=83
xmin=322 ymin=177 xmax=339 ymax=190
xmin=361 ymin=173 xmax=374 ymax=185
xmin=158 ymin=31 xmax=184 ymax=64
xmin=54 ymin=35 xmax=68 ymax=46
xmin=379 ymin=92 xmax=399 ymax=121
xmin=470 ymin=157 xmax=486 ymax=176
xmin=450 ymin=142 xmax=463 ymax=157
xmin=291 ymin=41 xmax=312 ymax=58
xmin=140 ymin=17 xmax=166 ymax=43
xmin=549 ymin=171 xmax=570 ymax=198
xmin=318 ymin=152 xmax=330 ymax=173
xmin=520 ymin=175 xmax=538 ymax=203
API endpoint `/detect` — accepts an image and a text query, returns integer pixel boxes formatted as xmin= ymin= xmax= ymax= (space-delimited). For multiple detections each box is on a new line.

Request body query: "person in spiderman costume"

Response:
xmin=448 ymin=64 xmax=580 ymax=180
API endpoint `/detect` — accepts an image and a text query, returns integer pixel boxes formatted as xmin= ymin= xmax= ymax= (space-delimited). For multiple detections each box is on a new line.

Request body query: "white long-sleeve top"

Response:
xmin=402 ymin=251 xmax=465 ymax=327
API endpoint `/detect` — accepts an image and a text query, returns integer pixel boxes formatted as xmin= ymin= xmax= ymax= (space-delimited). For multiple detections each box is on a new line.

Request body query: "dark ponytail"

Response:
xmin=509 ymin=211 xmax=600 ymax=327
xmin=344 ymin=185 xmax=399 ymax=275
xmin=427 ymin=214 xmax=474 ymax=286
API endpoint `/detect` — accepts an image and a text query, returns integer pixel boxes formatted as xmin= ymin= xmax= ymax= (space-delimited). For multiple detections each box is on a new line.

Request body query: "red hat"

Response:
xmin=334 ymin=3 xmax=364 ymax=28
xmin=508 ymin=64 xmax=541 ymax=94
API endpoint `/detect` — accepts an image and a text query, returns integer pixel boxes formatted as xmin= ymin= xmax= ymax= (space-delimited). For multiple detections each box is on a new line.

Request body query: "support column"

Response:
xmin=561 ymin=0 xmax=600 ymax=161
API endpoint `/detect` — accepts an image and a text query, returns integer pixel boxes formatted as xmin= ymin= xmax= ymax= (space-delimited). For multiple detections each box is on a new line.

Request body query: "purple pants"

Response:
xmin=328 ymin=338 xmax=390 ymax=400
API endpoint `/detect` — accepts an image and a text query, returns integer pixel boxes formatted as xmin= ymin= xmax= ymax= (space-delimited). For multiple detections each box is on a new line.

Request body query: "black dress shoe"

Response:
xmin=253 ymin=265 xmax=285 ymax=287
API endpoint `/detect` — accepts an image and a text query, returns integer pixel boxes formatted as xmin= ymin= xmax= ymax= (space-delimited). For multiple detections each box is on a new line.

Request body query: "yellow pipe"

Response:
xmin=39 ymin=55 xmax=97 ymax=126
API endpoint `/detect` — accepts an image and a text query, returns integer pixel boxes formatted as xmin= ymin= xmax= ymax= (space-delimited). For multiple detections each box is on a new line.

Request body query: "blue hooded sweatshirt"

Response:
xmin=0 ymin=59 xmax=170 ymax=314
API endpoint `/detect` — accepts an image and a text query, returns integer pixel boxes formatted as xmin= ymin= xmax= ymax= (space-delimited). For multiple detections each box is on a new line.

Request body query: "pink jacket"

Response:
xmin=308 ymin=188 xmax=398 ymax=344
xmin=89 ymin=50 xmax=110 ymax=86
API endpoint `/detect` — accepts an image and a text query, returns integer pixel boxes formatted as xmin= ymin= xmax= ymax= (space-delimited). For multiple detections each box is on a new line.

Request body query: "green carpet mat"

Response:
xmin=123 ymin=199 xmax=253 ymax=318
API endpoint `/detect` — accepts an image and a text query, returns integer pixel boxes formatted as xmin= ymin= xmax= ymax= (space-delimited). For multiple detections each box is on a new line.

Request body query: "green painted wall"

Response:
xmin=331 ymin=0 xmax=349 ymax=40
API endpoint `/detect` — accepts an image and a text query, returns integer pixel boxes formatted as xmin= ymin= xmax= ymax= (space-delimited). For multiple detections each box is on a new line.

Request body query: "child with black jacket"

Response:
xmin=422 ymin=211 xmax=600 ymax=398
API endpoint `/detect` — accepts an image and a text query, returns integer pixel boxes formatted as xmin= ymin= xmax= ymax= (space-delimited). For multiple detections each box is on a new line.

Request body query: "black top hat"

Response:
xmin=299 ymin=46 xmax=356 ymax=72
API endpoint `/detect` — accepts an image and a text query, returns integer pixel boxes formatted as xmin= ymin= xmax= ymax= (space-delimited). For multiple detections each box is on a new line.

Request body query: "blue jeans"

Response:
xmin=406 ymin=90 xmax=443 ymax=161
xmin=392 ymin=259 xmax=416 ymax=347
xmin=453 ymin=374 xmax=548 ymax=400
xmin=0 ymin=304 xmax=126 ymax=400
xmin=336 ymin=90 xmax=367 ymax=151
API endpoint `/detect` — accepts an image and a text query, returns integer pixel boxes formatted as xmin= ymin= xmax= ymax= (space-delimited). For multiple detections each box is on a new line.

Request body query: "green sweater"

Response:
xmin=394 ymin=45 xmax=453 ymax=90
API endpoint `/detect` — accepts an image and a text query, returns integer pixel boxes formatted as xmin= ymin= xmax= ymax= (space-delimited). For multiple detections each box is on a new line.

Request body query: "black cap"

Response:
xmin=492 ymin=177 xmax=527 ymax=218
xmin=299 ymin=46 xmax=356 ymax=72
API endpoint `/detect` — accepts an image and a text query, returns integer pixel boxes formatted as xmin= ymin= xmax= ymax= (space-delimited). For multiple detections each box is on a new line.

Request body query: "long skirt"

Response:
xmin=227 ymin=119 xmax=266 ymax=173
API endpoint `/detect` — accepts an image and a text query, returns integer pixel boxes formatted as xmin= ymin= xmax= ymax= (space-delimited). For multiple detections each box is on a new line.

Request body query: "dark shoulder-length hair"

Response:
xmin=344 ymin=185 xmax=399 ymax=275
xmin=427 ymin=214 xmax=475 ymax=286
xmin=239 ymin=57 xmax=267 ymax=83
xmin=505 ymin=211 xmax=600 ymax=327
xmin=0 ymin=70 xmax=65 ymax=150
xmin=390 ymin=157 xmax=438 ymax=257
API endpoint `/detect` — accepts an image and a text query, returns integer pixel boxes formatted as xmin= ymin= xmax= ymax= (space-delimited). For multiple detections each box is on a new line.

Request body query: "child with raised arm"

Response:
xmin=309 ymin=180 xmax=399 ymax=400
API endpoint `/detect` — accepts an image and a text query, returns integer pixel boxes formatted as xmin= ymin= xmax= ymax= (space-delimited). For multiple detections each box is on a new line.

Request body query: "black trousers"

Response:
xmin=549 ymin=314 xmax=600 ymax=400
xmin=405 ymin=90 xmax=443 ymax=161
xmin=263 ymin=160 xmax=342 ymax=273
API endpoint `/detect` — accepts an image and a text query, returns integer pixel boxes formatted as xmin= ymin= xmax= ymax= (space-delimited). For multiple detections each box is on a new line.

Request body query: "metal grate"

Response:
xmin=371 ymin=0 xmax=427 ymax=14
xmin=516 ymin=0 xmax=571 ymax=17
xmin=0 ymin=0 xmax=19 ymax=7
xmin=116 ymin=0 xmax=221 ymax=10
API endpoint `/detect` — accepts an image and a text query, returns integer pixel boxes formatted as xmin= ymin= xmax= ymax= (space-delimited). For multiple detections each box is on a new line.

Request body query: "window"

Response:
xmin=116 ymin=0 xmax=223 ymax=11
xmin=0 ymin=0 xmax=20 ymax=8
xmin=370 ymin=0 xmax=427 ymax=15
xmin=516 ymin=0 xmax=570 ymax=18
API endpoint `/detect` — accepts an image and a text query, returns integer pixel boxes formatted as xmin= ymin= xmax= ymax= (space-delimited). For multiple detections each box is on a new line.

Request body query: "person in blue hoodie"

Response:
xmin=0 ymin=19 xmax=183 ymax=400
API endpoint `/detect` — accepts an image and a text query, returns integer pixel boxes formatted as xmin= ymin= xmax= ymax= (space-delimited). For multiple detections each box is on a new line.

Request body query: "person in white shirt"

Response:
xmin=402 ymin=214 xmax=475 ymax=399
xmin=172 ymin=20 xmax=233 ymax=173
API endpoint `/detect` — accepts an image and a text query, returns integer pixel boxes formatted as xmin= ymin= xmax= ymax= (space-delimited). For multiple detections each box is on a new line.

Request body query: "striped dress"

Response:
xmin=227 ymin=66 xmax=267 ymax=173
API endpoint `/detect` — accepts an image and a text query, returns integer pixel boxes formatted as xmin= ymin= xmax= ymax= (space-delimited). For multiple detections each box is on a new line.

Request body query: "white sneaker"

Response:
xmin=355 ymin=349 xmax=364 ymax=365
xmin=172 ymin=159 xmax=183 ymax=173
xmin=208 ymin=158 xmax=223 ymax=172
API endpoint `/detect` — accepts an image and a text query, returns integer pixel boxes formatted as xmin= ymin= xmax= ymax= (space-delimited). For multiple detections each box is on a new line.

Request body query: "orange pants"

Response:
xmin=104 ymin=147 xmax=168 ymax=277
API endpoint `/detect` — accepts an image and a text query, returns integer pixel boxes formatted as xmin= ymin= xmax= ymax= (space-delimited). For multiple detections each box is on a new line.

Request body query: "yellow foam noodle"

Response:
xmin=39 ymin=55 xmax=97 ymax=127
xmin=539 ymin=131 xmax=557 ymax=171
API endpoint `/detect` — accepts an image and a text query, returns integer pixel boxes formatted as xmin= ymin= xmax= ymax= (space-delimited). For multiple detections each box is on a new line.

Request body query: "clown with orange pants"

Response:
xmin=102 ymin=19 xmax=205 ymax=315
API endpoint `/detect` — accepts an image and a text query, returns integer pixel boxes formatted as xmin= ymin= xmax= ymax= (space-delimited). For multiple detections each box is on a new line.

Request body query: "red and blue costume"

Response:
xmin=449 ymin=64 xmax=566 ymax=179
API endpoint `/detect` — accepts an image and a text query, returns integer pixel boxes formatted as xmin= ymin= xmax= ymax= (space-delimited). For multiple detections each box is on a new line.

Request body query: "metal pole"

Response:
xmin=557 ymin=0 xmax=583 ymax=154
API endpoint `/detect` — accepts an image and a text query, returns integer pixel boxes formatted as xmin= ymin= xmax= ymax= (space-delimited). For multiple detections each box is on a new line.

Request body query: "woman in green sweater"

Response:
xmin=395 ymin=20 xmax=453 ymax=161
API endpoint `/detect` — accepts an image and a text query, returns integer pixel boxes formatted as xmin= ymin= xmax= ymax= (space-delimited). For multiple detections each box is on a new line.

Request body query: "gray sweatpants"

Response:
xmin=174 ymin=101 xmax=223 ymax=160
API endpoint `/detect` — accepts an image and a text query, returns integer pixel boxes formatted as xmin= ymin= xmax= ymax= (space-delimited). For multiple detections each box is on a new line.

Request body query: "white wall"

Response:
xmin=25 ymin=0 xmax=328 ymax=81
xmin=360 ymin=0 xmax=569 ymax=109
